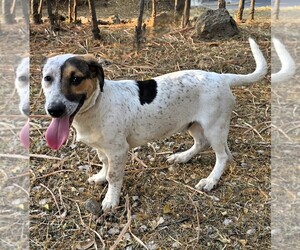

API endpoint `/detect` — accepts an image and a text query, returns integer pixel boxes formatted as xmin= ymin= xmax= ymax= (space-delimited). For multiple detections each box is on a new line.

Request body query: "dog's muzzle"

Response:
xmin=47 ymin=101 xmax=66 ymax=118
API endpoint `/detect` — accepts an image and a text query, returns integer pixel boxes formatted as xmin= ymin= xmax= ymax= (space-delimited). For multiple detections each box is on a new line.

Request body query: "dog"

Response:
xmin=41 ymin=38 xmax=267 ymax=210
xmin=15 ymin=57 xmax=30 ymax=149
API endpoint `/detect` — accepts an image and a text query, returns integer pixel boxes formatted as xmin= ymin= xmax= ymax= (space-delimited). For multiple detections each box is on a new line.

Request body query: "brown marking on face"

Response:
xmin=60 ymin=55 xmax=104 ymax=102
xmin=71 ymin=78 xmax=97 ymax=99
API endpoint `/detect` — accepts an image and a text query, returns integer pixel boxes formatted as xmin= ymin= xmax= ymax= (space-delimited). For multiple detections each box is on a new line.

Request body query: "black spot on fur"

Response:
xmin=136 ymin=79 xmax=157 ymax=105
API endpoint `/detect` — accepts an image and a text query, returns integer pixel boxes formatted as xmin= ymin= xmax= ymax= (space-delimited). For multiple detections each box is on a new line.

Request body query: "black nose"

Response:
xmin=47 ymin=102 xmax=66 ymax=118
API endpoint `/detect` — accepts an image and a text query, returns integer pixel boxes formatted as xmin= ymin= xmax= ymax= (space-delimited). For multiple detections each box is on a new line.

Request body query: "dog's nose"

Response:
xmin=47 ymin=102 xmax=66 ymax=118
xmin=22 ymin=107 xmax=30 ymax=117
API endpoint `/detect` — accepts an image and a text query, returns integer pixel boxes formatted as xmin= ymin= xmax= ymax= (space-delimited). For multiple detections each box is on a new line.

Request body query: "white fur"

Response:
xmin=15 ymin=57 xmax=29 ymax=116
xmin=42 ymin=38 xmax=267 ymax=211
xmin=271 ymin=38 xmax=296 ymax=83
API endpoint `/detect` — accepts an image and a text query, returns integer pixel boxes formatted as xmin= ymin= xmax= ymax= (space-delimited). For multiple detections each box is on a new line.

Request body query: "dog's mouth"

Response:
xmin=45 ymin=96 xmax=85 ymax=150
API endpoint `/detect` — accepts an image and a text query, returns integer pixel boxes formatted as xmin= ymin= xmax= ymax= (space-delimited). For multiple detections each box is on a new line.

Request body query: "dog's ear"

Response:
xmin=82 ymin=55 xmax=105 ymax=92
xmin=13 ymin=55 xmax=23 ymax=72
xmin=41 ymin=56 xmax=48 ymax=72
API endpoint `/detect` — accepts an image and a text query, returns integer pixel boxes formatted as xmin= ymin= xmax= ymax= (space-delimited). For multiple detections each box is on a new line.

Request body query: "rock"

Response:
xmin=84 ymin=198 xmax=101 ymax=216
xmin=223 ymin=218 xmax=233 ymax=226
xmin=246 ymin=228 xmax=256 ymax=235
xmin=108 ymin=226 xmax=120 ymax=235
xmin=195 ymin=9 xmax=239 ymax=39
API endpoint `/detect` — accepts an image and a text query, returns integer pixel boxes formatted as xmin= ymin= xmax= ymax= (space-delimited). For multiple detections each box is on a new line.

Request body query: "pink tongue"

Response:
xmin=45 ymin=116 xmax=70 ymax=150
xmin=20 ymin=119 xmax=29 ymax=149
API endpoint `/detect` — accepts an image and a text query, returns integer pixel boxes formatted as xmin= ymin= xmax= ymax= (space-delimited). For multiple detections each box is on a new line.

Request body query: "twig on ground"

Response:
xmin=40 ymin=183 xmax=62 ymax=217
xmin=109 ymin=195 xmax=131 ymax=250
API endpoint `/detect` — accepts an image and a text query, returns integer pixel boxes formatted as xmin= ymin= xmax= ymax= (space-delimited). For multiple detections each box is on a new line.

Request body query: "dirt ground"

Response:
xmin=27 ymin=3 xmax=272 ymax=250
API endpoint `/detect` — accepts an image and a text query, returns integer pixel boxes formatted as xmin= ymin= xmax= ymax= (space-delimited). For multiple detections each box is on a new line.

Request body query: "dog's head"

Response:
xmin=15 ymin=57 xmax=30 ymax=149
xmin=15 ymin=57 xmax=30 ymax=116
xmin=41 ymin=54 xmax=104 ymax=150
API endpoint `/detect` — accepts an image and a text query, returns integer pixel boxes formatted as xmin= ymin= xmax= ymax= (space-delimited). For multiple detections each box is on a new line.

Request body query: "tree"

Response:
xmin=31 ymin=0 xmax=43 ymax=24
xmin=2 ymin=0 xmax=15 ymax=24
xmin=151 ymin=0 xmax=157 ymax=26
xmin=87 ymin=0 xmax=100 ymax=39
xmin=174 ymin=0 xmax=185 ymax=17
xmin=273 ymin=0 xmax=280 ymax=20
xmin=182 ymin=0 xmax=191 ymax=28
xmin=136 ymin=0 xmax=145 ymax=48
xmin=218 ymin=0 xmax=226 ymax=9
xmin=45 ymin=0 xmax=59 ymax=30
xmin=21 ymin=0 xmax=30 ymax=28
xmin=249 ymin=0 xmax=255 ymax=20
xmin=68 ymin=0 xmax=77 ymax=23
xmin=237 ymin=0 xmax=245 ymax=21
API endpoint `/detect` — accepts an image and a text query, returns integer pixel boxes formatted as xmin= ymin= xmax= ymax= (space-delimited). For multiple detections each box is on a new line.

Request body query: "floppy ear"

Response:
xmin=81 ymin=55 xmax=105 ymax=92
xmin=41 ymin=56 xmax=48 ymax=72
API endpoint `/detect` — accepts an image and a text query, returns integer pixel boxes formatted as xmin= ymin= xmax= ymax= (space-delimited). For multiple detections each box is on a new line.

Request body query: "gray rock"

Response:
xmin=196 ymin=9 xmax=239 ymax=39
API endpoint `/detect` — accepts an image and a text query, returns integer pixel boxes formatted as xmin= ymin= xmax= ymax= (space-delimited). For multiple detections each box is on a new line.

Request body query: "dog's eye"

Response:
xmin=70 ymin=76 xmax=82 ymax=86
xmin=18 ymin=75 xmax=28 ymax=82
xmin=44 ymin=75 xmax=52 ymax=82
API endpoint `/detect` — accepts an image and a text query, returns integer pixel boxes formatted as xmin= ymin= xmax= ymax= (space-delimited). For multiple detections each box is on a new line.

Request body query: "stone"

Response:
xmin=196 ymin=9 xmax=239 ymax=39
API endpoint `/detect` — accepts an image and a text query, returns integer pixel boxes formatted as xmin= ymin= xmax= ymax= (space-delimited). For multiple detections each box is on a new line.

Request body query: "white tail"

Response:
xmin=271 ymin=38 xmax=296 ymax=83
xmin=225 ymin=38 xmax=268 ymax=86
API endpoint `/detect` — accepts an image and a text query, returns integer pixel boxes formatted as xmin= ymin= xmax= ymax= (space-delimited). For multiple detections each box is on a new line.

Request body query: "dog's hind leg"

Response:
xmin=195 ymin=122 xmax=231 ymax=191
xmin=167 ymin=122 xmax=209 ymax=164
xmin=88 ymin=150 xmax=109 ymax=184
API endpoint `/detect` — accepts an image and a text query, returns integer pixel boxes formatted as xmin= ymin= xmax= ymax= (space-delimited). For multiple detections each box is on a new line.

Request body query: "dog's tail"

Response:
xmin=271 ymin=37 xmax=296 ymax=83
xmin=225 ymin=38 xmax=268 ymax=87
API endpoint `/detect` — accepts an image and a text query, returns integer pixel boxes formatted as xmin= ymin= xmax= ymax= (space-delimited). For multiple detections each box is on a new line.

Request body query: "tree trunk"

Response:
xmin=73 ymin=0 xmax=77 ymax=22
xmin=68 ymin=0 xmax=73 ymax=22
xmin=273 ymin=0 xmax=280 ymax=20
xmin=151 ymin=0 xmax=157 ymax=26
xmin=10 ymin=0 xmax=17 ymax=19
xmin=87 ymin=0 xmax=101 ymax=39
xmin=21 ymin=0 xmax=30 ymax=28
xmin=2 ymin=0 xmax=15 ymax=24
xmin=31 ymin=0 xmax=43 ymax=24
xmin=46 ymin=0 xmax=58 ymax=30
xmin=174 ymin=0 xmax=185 ymax=16
xmin=136 ymin=0 xmax=145 ymax=48
xmin=181 ymin=0 xmax=190 ymax=28
xmin=249 ymin=0 xmax=255 ymax=20
xmin=237 ymin=0 xmax=245 ymax=21
xmin=218 ymin=0 xmax=226 ymax=9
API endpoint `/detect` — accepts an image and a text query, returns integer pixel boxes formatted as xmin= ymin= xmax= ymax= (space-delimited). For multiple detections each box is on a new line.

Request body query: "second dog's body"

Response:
xmin=42 ymin=39 xmax=267 ymax=210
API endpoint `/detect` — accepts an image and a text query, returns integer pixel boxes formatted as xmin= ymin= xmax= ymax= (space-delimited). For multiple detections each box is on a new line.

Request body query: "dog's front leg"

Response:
xmin=101 ymin=145 xmax=128 ymax=211
xmin=88 ymin=150 xmax=109 ymax=184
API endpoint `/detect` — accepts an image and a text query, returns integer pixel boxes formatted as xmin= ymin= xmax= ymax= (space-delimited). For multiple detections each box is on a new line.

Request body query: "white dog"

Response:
xmin=15 ymin=57 xmax=30 ymax=149
xmin=41 ymin=38 xmax=267 ymax=210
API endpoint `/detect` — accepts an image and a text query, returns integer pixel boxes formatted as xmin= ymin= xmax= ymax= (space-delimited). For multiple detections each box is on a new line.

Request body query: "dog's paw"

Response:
xmin=88 ymin=171 xmax=107 ymax=185
xmin=167 ymin=153 xmax=189 ymax=164
xmin=101 ymin=194 xmax=119 ymax=211
xmin=195 ymin=178 xmax=217 ymax=191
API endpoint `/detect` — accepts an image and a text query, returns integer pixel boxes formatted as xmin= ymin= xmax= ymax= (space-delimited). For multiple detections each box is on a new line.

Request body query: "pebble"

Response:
xmin=223 ymin=218 xmax=233 ymax=226
xmin=132 ymin=196 xmax=139 ymax=201
xmin=84 ymin=198 xmax=101 ymax=215
xmin=38 ymin=198 xmax=50 ymax=205
xmin=240 ymin=162 xmax=248 ymax=168
xmin=246 ymin=228 xmax=256 ymax=235
xmin=147 ymin=241 xmax=158 ymax=250
xmin=172 ymin=242 xmax=181 ymax=249
xmin=108 ymin=227 xmax=120 ymax=235
xmin=140 ymin=225 xmax=148 ymax=232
